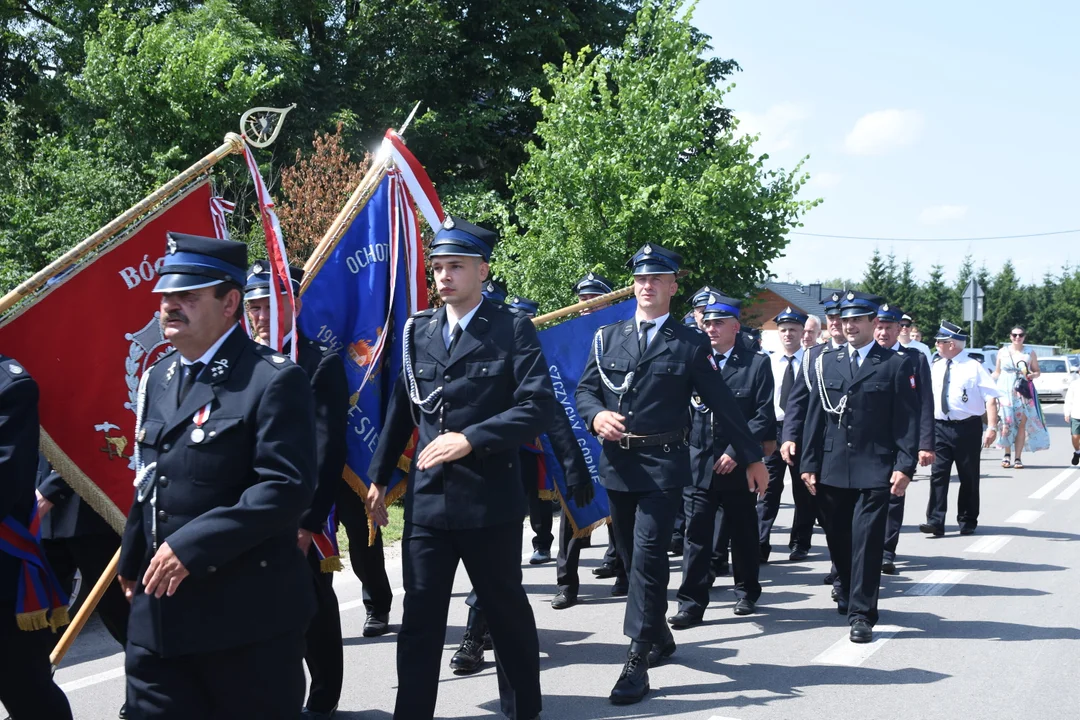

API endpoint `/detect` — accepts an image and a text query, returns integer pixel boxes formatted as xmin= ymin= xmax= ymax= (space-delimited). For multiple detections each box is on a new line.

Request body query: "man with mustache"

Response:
xmin=118 ymin=234 xmax=317 ymax=719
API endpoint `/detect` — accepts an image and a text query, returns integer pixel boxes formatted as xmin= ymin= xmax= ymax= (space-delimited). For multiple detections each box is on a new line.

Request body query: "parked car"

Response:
xmin=1067 ymin=354 xmax=1080 ymax=372
xmin=1032 ymin=355 xmax=1077 ymax=402
xmin=981 ymin=346 xmax=999 ymax=375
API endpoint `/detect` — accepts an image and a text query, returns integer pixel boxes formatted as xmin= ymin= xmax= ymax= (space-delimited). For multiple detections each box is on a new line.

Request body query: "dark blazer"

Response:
xmin=688 ymin=343 xmax=775 ymax=489
xmin=575 ymin=316 xmax=761 ymax=493
xmin=36 ymin=455 xmax=115 ymax=540
xmin=780 ymin=341 xmax=830 ymax=450
xmin=368 ymin=301 xmax=556 ymax=529
xmin=288 ymin=333 xmax=348 ymax=533
xmin=896 ymin=344 xmax=935 ymax=451
xmin=119 ymin=326 xmax=317 ymax=657
xmin=802 ymin=343 xmax=919 ymax=488
xmin=0 ymin=355 xmax=40 ymax=604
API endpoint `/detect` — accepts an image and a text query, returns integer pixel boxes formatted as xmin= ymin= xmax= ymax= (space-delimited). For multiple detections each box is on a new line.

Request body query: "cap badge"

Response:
xmin=588 ymin=272 xmax=595 ymax=280
xmin=882 ymin=303 xmax=890 ymax=311
xmin=272 ymin=355 xmax=286 ymax=364
xmin=643 ymin=244 xmax=653 ymax=254
xmin=8 ymin=364 xmax=23 ymax=375
xmin=785 ymin=306 xmax=792 ymax=314
xmin=442 ymin=217 xmax=456 ymax=230
xmin=166 ymin=236 xmax=177 ymax=255
xmin=252 ymin=262 xmax=263 ymax=275
xmin=709 ymin=293 xmax=720 ymax=304
xmin=847 ymin=292 xmax=855 ymax=300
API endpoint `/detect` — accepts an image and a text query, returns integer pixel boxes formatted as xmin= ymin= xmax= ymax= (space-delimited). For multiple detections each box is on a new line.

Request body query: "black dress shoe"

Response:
xmin=830 ymin=587 xmax=839 ymax=601
xmin=667 ymin=610 xmax=702 ymax=629
xmin=449 ymin=632 xmax=485 ymax=674
xmin=733 ymin=598 xmax=755 ymax=616
xmin=363 ymin=612 xmax=390 ymax=637
xmin=529 ymin=549 xmax=553 ymax=565
xmin=823 ymin=572 xmax=837 ymax=585
xmin=647 ymin=636 xmax=676 ymax=666
xmin=482 ymin=630 xmax=493 ymax=651
xmin=837 ymin=602 xmax=849 ymax=615
xmin=850 ymin=619 xmax=872 ymax=643
xmin=551 ymin=588 xmax=577 ymax=610
xmin=593 ymin=565 xmax=616 ymax=579
xmin=788 ymin=547 xmax=809 ymax=562
xmin=609 ymin=644 xmax=650 ymax=705
xmin=881 ymin=560 xmax=897 ymax=575
xmin=919 ymin=523 xmax=945 ymax=537
xmin=118 ymin=704 xmax=128 ymax=719
xmin=611 ymin=578 xmax=629 ymax=597
xmin=960 ymin=526 xmax=976 ymax=536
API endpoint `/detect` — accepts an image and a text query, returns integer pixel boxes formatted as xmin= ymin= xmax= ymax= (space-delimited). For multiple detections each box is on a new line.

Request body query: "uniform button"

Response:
xmin=157 ymin=510 xmax=168 ymax=521
xmin=847 ymin=442 xmax=854 ymax=448
xmin=481 ymin=368 xmax=487 ymax=374
xmin=507 ymin=462 xmax=512 ymax=468
xmin=163 ymin=443 xmax=171 ymax=451
xmin=444 ymin=374 xmax=452 ymax=381
xmin=628 ymin=411 xmax=634 ymax=416
xmin=207 ymin=566 xmax=217 ymax=573
xmin=632 ymin=388 xmax=638 ymax=393
xmin=158 ymin=476 xmax=168 ymax=488
xmin=259 ymin=560 xmax=268 ymax=568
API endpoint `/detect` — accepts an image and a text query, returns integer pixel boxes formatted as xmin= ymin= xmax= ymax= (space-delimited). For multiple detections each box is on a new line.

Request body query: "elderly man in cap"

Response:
xmin=920 ymin=321 xmax=1000 ymax=537
xmin=576 ymin=244 xmax=766 ymax=705
xmin=670 ymin=294 xmax=774 ymax=629
xmin=119 ymin=234 xmax=317 ymax=719
xmin=243 ymin=263 xmax=354 ymax=720
xmin=367 ymin=217 xmax=553 ymax=720
xmin=873 ymin=303 xmax=935 ymax=574
xmin=801 ymin=292 xmax=919 ymax=644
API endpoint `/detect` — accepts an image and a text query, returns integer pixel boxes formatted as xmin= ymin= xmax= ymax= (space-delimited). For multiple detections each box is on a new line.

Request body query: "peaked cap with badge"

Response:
xmin=626 ymin=243 xmax=682 ymax=276
xmin=935 ymin=320 xmax=968 ymax=341
xmin=154 ymin=233 xmax=248 ymax=293
xmin=774 ymin=306 xmax=809 ymax=326
xmin=508 ymin=296 xmax=540 ymax=318
xmin=839 ymin=291 xmax=884 ymax=318
xmin=692 ymin=285 xmax=725 ymax=309
xmin=243 ymin=262 xmax=303 ymax=302
xmin=431 ymin=216 xmax=498 ymax=260
xmin=482 ymin=279 xmax=508 ymax=303
xmin=702 ymin=294 xmax=742 ymax=322
xmin=574 ymin=272 xmax=614 ymax=297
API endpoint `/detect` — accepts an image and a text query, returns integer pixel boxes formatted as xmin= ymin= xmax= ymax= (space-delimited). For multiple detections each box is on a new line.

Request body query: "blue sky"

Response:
xmin=696 ymin=1 xmax=1080 ymax=286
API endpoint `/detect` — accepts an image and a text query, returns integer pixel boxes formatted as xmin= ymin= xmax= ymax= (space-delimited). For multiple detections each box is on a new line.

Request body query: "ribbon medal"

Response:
xmin=191 ymin=402 xmax=212 ymax=443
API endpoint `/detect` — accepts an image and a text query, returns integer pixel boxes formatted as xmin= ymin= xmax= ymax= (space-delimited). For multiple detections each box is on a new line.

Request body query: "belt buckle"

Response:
xmin=618 ymin=434 xmax=632 ymax=450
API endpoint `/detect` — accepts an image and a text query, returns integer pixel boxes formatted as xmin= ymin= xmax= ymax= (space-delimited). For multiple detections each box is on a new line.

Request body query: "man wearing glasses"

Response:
xmin=919 ymin=321 xmax=1001 ymax=537
xmin=899 ymin=314 xmax=933 ymax=364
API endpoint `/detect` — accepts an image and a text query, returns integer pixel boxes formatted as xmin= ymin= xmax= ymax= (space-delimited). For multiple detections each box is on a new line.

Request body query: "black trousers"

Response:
xmin=817 ymin=484 xmax=889 ymax=626
xmin=303 ymin=549 xmax=343 ymax=714
xmin=396 ymin=521 xmax=540 ymax=720
xmin=42 ymin=532 xmax=129 ymax=649
xmin=671 ymin=496 xmax=686 ymax=545
xmin=555 ymin=510 xmax=592 ymax=591
xmin=758 ymin=427 xmax=817 ymax=555
xmin=125 ymin=630 xmax=306 ymax=720
xmin=520 ymin=451 xmax=554 ymax=553
xmin=0 ymin=606 xmax=73 ymax=720
xmin=883 ymin=493 xmax=905 ymax=563
xmin=336 ymin=483 xmax=393 ymax=616
xmin=607 ymin=487 xmax=681 ymax=644
xmin=677 ymin=474 xmax=760 ymax=617
xmin=927 ymin=417 xmax=983 ymax=530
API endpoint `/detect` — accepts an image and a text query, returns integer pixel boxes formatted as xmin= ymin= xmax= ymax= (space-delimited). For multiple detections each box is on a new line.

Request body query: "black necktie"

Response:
xmin=638 ymin=321 xmax=655 ymax=356
xmin=448 ymin=324 xmax=463 ymax=354
xmin=941 ymin=358 xmax=952 ymax=416
xmin=850 ymin=351 xmax=861 ymax=373
xmin=178 ymin=362 xmax=204 ymax=405
xmin=779 ymin=356 xmax=795 ymax=409
xmin=715 ymin=352 xmax=727 ymax=367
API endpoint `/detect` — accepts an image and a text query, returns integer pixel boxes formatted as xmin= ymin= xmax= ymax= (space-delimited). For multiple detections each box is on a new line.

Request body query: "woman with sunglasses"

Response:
xmin=992 ymin=326 xmax=1050 ymax=468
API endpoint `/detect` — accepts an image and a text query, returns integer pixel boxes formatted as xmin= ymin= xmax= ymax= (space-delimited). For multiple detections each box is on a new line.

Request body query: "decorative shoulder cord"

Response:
xmin=131 ymin=366 xmax=161 ymax=549
xmin=403 ymin=318 xmax=444 ymax=426
xmin=594 ymin=328 xmax=635 ymax=396
xmin=802 ymin=347 xmax=814 ymax=391
xmin=814 ymin=350 xmax=847 ymax=424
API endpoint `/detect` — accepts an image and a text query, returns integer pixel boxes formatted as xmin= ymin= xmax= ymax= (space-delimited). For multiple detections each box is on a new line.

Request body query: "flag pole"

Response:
xmin=0 ymin=133 xmax=246 ymax=315
xmin=50 ymin=548 xmax=121 ymax=668
xmin=531 ymin=286 xmax=635 ymax=327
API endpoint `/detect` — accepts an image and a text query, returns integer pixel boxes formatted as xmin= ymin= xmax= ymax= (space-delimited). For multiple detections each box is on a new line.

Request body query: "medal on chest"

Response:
xmin=961 ymin=388 xmax=968 ymax=403
xmin=191 ymin=402 xmax=211 ymax=443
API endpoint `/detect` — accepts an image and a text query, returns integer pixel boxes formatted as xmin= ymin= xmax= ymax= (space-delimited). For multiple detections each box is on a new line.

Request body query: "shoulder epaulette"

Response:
xmin=252 ymin=343 xmax=293 ymax=369
xmin=0 ymin=357 xmax=29 ymax=379
xmin=146 ymin=347 xmax=178 ymax=371
xmin=412 ymin=308 xmax=436 ymax=319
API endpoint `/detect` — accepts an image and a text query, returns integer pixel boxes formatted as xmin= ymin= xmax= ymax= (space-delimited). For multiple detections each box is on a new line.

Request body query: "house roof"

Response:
xmin=761 ymin=281 xmax=844 ymax=322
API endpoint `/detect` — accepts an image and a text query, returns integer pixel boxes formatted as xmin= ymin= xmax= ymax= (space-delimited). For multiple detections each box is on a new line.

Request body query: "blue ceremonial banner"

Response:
xmin=536 ymin=299 xmax=637 ymax=537
xmin=299 ymin=167 xmax=431 ymax=507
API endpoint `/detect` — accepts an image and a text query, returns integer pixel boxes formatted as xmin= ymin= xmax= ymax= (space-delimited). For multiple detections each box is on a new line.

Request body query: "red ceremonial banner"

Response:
xmin=0 ymin=182 xmax=216 ymax=531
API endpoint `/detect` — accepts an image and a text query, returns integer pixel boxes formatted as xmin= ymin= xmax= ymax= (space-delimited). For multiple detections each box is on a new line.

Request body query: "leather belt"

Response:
xmin=617 ymin=429 xmax=686 ymax=450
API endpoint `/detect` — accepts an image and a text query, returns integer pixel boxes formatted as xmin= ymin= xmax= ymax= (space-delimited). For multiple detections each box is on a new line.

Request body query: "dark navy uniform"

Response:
xmin=368 ymin=217 xmax=553 ymax=720
xmin=120 ymin=235 xmax=317 ymax=719
xmin=675 ymin=297 xmax=775 ymax=623
xmin=576 ymin=245 xmax=762 ymax=704
xmin=0 ymin=356 xmax=73 ymax=720
xmin=802 ymin=295 xmax=919 ymax=637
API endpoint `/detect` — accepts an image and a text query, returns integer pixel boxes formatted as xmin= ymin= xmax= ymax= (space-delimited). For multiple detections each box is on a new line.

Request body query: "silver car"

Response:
xmin=1032 ymin=355 xmax=1077 ymax=402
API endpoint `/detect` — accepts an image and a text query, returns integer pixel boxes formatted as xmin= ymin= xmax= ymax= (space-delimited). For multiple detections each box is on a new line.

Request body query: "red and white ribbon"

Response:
xmin=209 ymin=196 xmax=236 ymax=240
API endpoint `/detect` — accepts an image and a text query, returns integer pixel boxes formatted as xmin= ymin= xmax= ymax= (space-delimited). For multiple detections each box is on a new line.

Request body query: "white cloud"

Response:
xmin=737 ymin=103 xmax=809 ymax=152
xmin=807 ymin=172 xmax=842 ymax=189
xmin=919 ymin=204 xmax=969 ymax=225
xmin=844 ymin=109 xmax=924 ymax=156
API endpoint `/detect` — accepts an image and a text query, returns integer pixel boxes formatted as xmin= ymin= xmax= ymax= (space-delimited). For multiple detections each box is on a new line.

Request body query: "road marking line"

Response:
xmin=59 ymin=666 xmax=125 ymax=692
xmin=707 ymin=717 xmax=742 ymax=720
xmin=1029 ymin=469 xmax=1075 ymax=499
xmin=965 ymin=536 xmax=1011 ymax=554
xmin=905 ymin=570 xmax=967 ymax=596
xmin=812 ymin=625 xmax=904 ymax=666
xmin=1057 ymin=478 xmax=1080 ymax=501
xmin=1006 ymin=510 xmax=1044 ymax=524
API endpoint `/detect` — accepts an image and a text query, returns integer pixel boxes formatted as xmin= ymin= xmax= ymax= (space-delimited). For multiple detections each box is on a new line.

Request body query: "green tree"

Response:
xmin=859 ymin=249 xmax=898 ymax=301
xmin=982 ymin=261 xmax=1023 ymax=347
xmin=893 ymin=258 xmax=917 ymax=313
xmin=946 ymin=254 xmax=974 ymax=323
xmin=911 ymin=263 xmax=949 ymax=333
xmin=1025 ymin=271 xmax=1058 ymax=345
xmin=498 ymin=0 xmax=817 ymax=309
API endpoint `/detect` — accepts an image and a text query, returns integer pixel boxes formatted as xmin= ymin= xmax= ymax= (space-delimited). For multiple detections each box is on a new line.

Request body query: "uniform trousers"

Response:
xmin=671 ymin=499 xmax=686 ymax=548
xmin=0 ymin=606 xmax=73 ymax=720
xmin=883 ymin=493 xmax=905 ymax=563
xmin=336 ymin=484 xmax=393 ymax=616
xmin=42 ymin=533 xmax=129 ymax=648
xmin=124 ymin=630 xmax=305 ymax=720
xmin=303 ymin=547 xmax=343 ymax=714
xmin=926 ymin=416 xmax=983 ymax=531
xmin=555 ymin=510 xmax=592 ymax=591
xmin=758 ymin=426 xmax=817 ymax=556
xmin=520 ymin=450 xmax=554 ymax=553
xmin=607 ymin=487 xmax=681 ymax=644
xmin=677 ymin=471 xmax=761 ymax=618
xmin=817 ymin=484 xmax=889 ymax=626
xmin=396 ymin=521 xmax=540 ymax=720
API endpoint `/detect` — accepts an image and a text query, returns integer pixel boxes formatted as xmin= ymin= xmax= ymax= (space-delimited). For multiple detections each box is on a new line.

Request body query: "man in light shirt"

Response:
xmin=899 ymin=314 xmax=933 ymax=364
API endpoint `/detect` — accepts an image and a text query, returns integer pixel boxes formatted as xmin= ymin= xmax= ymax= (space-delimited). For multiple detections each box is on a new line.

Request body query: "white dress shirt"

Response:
xmin=931 ymin=349 xmax=1001 ymax=421
xmin=770 ymin=347 xmax=804 ymax=420
xmin=443 ymin=300 xmax=483 ymax=349
xmin=901 ymin=338 xmax=933 ymax=365
xmin=635 ymin=312 xmax=670 ymax=349
xmin=848 ymin=340 xmax=874 ymax=367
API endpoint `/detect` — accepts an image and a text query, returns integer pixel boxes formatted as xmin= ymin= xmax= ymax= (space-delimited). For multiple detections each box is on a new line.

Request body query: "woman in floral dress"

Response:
xmin=993 ymin=326 xmax=1050 ymax=468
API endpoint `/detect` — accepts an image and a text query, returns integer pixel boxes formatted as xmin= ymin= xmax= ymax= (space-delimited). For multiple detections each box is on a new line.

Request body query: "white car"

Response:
xmin=1032 ymin=355 xmax=1076 ymax=402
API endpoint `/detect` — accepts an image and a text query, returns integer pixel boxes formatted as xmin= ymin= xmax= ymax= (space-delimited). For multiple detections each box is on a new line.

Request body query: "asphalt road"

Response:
xmin=35 ymin=403 xmax=1080 ymax=720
